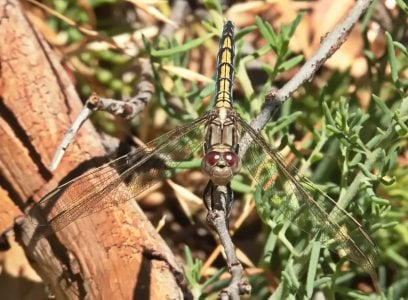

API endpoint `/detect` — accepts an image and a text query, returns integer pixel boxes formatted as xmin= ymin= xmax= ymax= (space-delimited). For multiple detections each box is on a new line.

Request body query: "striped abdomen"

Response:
xmin=214 ymin=21 xmax=235 ymax=109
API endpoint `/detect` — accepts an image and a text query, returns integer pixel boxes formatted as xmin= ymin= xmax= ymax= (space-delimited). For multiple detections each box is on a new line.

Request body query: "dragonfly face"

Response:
xmin=202 ymin=149 xmax=240 ymax=186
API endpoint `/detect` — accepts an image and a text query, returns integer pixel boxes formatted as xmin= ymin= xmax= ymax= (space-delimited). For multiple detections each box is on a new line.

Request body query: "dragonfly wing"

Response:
xmin=238 ymin=117 xmax=378 ymax=280
xmin=38 ymin=113 xmax=208 ymax=235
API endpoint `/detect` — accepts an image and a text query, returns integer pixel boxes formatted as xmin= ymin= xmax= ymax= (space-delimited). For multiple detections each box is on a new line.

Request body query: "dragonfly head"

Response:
xmin=202 ymin=150 xmax=241 ymax=186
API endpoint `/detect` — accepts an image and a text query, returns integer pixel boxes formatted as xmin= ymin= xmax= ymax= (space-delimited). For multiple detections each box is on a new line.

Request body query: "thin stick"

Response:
xmin=50 ymin=59 xmax=154 ymax=170
xmin=240 ymin=0 xmax=374 ymax=155
xmin=49 ymin=100 xmax=94 ymax=170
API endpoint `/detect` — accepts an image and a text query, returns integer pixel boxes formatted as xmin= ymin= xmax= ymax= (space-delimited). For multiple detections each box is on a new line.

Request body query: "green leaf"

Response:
xmin=385 ymin=31 xmax=399 ymax=84
xmin=306 ymin=241 xmax=321 ymax=298
xmin=396 ymin=0 xmax=408 ymax=14
xmin=285 ymin=13 xmax=304 ymax=38
xmin=96 ymin=68 xmax=113 ymax=83
xmin=393 ymin=41 xmax=408 ymax=57
xmin=322 ymin=101 xmax=336 ymax=127
xmin=201 ymin=267 xmax=226 ymax=289
xmin=235 ymin=25 xmax=257 ymax=41
xmin=203 ymin=0 xmax=223 ymax=14
xmin=261 ymin=63 xmax=275 ymax=77
xmin=151 ymin=33 xmax=215 ymax=57
xmin=184 ymin=245 xmax=194 ymax=268
xmin=255 ymin=16 xmax=278 ymax=52
xmin=372 ymin=94 xmax=392 ymax=116
xmin=278 ymin=55 xmax=304 ymax=72
xmin=371 ymin=196 xmax=390 ymax=205
xmin=268 ymin=111 xmax=302 ymax=135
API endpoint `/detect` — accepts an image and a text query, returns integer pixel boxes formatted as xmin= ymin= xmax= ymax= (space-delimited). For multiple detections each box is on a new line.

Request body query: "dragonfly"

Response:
xmin=37 ymin=21 xmax=377 ymax=282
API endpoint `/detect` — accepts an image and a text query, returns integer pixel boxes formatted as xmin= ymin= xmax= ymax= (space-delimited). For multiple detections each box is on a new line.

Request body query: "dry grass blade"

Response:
xmin=126 ymin=0 xmax=178 ymax=28
xmin=25 ymin=0 xmax=119 ymax=49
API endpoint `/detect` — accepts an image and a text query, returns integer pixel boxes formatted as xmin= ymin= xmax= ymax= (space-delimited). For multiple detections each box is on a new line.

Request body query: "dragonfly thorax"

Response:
xmin=201 ymin=109 xmax=241 ymax=186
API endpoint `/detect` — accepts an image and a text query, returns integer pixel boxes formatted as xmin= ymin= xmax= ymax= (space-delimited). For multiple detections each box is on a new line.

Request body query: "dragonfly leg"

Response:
xmin=203 ymin=181 xmax=234 ymax=220
xmin=204 ymin=182 xmax=251 ymax=297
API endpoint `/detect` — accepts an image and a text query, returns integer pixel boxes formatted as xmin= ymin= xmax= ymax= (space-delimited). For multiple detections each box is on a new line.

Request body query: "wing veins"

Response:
xmin=238 ymin=117 xmax=377 ymax=276
xmin=40 ymin=114 xmax=208 ymax=232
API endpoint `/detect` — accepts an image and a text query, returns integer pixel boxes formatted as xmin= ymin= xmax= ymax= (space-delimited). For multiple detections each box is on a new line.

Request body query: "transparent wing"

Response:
xmin=238 ymin=117 xmax=378 ymax=280
xmin=37 ymin=113 xmax=209 ymax=236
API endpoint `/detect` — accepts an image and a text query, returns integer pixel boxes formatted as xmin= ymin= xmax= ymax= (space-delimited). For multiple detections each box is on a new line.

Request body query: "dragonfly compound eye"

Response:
xmin=205 ymin=151 xmax=221 ymax=166
xmin=223 ymin=152 xmax=238 ymax=167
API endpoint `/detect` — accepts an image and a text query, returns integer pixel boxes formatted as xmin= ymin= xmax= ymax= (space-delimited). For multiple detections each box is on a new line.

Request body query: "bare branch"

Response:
xmin=204 ymin=184 xmax=251 ymax=299
xmin=50 ymin=59 xmax=154 ymax=170
xmin=249 ymin=0 xmax=374 ymax=135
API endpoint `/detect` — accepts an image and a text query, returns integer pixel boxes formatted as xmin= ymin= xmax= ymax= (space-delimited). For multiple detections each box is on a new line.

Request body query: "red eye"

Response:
xmin=205 ymin=151 xmax=221 ymax=166
xmin=223 ymin=152 xmax=238 ymax=167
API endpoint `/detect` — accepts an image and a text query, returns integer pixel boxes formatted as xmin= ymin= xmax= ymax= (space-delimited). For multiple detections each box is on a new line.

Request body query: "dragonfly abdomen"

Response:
xmin=214 ymin=21 xmax=235 ymax=109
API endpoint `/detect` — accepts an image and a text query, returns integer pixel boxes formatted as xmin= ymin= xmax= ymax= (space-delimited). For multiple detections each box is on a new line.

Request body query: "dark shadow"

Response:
xmin=133 ymin=251 xmax=151 ymax=300
xmin=0 ymin=98 xmax=52 ymax=181
xmin=137 ymin=250 xmax=193 ymax=300
xmin=0 ymin=234 xmax=10 ymax=250
xmin=14 ymin=222 xmax=88 ymax=299
xmin=33 ymin=155 xmax=110 ymax=217
xmin=18 ymin=204 xmax=91 ymax=297
xmin=0 ymin=172 xmax=24 ymax=209
xmin=0 ymin=271 xmax=48 ymax=300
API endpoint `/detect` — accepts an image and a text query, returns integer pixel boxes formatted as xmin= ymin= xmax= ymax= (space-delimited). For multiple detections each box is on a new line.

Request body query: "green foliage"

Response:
xmin=396 ymin=0 xmax=408 ymax=14
xmin=43 ymin=1 xmax=408 ymax=298
xmin=255 ymin=15 xmax=304 ymax=81
xmin=183 ymin=246 xmax=227 ymax=299
xmin=249 ymin=18 xmax=407 ymax=299
xmin=151 ymin=33 xmax=216 ymax=58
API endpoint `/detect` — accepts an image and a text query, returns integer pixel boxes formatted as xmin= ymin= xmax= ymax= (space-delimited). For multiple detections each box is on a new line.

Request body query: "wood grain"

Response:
xmin=0 ymin=0 xmax=187 ymax=298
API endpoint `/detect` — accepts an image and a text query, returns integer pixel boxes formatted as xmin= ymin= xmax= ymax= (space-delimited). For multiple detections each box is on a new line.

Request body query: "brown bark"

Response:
xmin=0 ymin=187 xmax=23 ymax=234
xmin=0 ymin=0 xmax=187 ymax=299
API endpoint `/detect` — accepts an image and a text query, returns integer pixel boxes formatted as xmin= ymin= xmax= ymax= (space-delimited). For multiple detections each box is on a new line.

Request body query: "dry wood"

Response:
xmin=0 ymin=187 xmax=23 ymax=234
xmin=0 ymin=0 xmax=187 ymax=298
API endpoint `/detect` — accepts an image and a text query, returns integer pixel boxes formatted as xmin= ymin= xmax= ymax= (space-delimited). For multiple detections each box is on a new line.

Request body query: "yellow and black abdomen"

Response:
xmin=214 ymin=21 xmax=235 ymax=109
